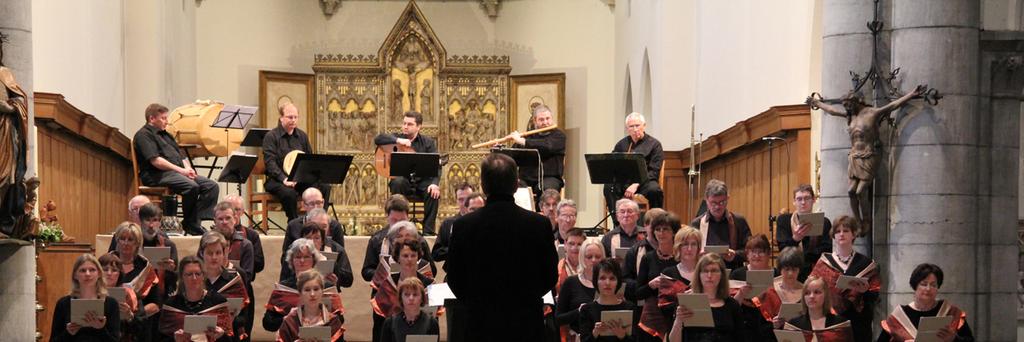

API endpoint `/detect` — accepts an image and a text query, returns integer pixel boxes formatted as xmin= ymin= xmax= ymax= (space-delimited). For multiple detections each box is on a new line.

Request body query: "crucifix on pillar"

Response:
xmin=806 ymin=87 xmax=923 ymax=236
xmin=804 ymin=0 xmax=942 ymax=236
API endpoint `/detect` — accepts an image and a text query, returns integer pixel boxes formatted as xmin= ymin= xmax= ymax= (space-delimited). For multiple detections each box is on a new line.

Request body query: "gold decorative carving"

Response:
xmin=312 ymin=1 xmax=510 ymax=228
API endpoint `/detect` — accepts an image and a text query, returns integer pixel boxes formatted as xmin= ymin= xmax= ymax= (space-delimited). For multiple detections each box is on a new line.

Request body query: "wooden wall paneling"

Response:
xmin=34 ymin=93 xmax=132 ymax=246
xmin=665 ymin=105 xmax=812 ymax=240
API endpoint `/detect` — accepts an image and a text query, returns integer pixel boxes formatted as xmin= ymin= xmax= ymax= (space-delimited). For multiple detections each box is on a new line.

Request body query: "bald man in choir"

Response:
xmin=374 ymin=111 xmax=441 ymax=235
xmin=505 ymin=104 xmax=566 ymax=195
xmin=133 ymin=103 xmax=218 ymax=235
xmin=603 ymin=112 xmax=664 ymax=221
xmin=262 ymin=102 xmax=332 ymax=223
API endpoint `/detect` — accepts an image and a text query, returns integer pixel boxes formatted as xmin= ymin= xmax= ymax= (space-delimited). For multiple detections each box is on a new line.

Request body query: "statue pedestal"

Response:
xmin=0 ymin=239 xmax=37 ymax=340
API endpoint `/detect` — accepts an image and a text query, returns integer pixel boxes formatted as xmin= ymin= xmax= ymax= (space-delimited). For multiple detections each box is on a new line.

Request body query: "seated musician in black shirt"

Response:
xmin=507 ymin=105 xmax=566 ymax=195
xmin=374 ymin=111 xmax=441 ymax=235
xmin=603 ymin=112 xmax=664 ymax=225
xmin=133 ymin=103 xmax=218 ymax=235
xmin=261 ymin=102 xmax=331 ymax=223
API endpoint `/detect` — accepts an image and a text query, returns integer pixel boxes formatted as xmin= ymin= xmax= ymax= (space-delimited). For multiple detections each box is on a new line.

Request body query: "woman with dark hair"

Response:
xmin=667 ymin=253 xmax=745 ymax=342
xmin=297 ymin=220 xmax=354 ymax=290
xmin=158 ymin=255 xmax=231 ymax=342
xmin=277 ymin=270 xmax=346 ymax=342
xmin=809 ymin=215 xmax=880 ymax=342
xmin=579 ymin=259 xmax=634 ymax=342
xmin=877 ymin=263 xmax=974 ymax=341
xmin=372 ymin=237 xmax=434 ymax=340
xmin=367 ymin=220 xmax=435 ymax=342
xmin=556 ymin=228 xmax=587 ymax=295
xmin=50 ymin=254 xmax=121 ymax=341
xmin=635 ymin=212 xmax=682 ymax=340
xmin=380 ymin=277 xmax=439 ymax=342
xmin=728 ymin=234 xmax=779 ymax=340
xmin=198 ymin=231 xmax=252 ymax=341
xmin=783 ymin=276 xmax=853 ymax=341
xmin=766 ymin=247 xmax=805 ymax=330
xmin=99 ymin=253 xmax=141 ymax=341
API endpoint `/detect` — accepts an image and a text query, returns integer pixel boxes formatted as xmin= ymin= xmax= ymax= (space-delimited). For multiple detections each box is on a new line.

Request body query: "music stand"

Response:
xmin=491 ymin=147 xmax=542 ymax=186
xmin=212 ymin=105 xmax=258 ymax=130
xmin=390 ymin=152 xmax=441 ymax=180
xmin=240 ymin=127 xmax=270 ymax=147
xmin=218 ymin=153 xmax=258 ymax=194
xmin=287 ymin=154 xmax=354 ymax=185
xmin=585 ymin=153 xmax=648 ymax=229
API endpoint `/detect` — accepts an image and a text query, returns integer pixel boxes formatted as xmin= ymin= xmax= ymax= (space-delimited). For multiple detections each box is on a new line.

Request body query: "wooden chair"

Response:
xmin=130 ymin=142 xmax=172 ymax=207
xmin=247 ymin=152 xmax=286 ymax=234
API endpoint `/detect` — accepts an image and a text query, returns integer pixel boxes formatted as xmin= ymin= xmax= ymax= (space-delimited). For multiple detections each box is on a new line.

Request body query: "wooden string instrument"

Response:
xmin=373 ymin=142 xmax=449 ymax=178
xmin=471 ymin=125 xmax=558 ymax=149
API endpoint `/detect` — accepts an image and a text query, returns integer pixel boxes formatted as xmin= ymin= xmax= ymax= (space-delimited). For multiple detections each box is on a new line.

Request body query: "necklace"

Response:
xmin=836 ymin=251 xmax=854 ymax=264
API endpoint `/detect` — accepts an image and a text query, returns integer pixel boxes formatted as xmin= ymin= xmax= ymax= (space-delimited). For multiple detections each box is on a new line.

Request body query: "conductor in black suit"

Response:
xmin=446 ymin=153 xmax=559 ymax=342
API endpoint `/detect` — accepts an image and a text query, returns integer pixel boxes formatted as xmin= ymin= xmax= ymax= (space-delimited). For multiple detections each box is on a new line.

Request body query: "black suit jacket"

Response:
xmin=446 ymin=194 xmax=559 ymax=342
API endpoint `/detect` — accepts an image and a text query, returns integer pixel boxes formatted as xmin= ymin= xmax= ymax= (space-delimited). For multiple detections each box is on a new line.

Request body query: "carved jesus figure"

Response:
xmin=807 ymin=85 xmax=924 ymax=235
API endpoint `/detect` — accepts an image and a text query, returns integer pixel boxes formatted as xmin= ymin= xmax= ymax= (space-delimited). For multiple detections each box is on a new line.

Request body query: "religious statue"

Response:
xmin=807 ymin=84 xmax=925 ymax=235
xmin=392 ymin=79 xmax=405 ymax=122
xmin=0 ymin=31 xmax=36 ymax=239
xmin=420 ymin=79 xmax=432 ymax=117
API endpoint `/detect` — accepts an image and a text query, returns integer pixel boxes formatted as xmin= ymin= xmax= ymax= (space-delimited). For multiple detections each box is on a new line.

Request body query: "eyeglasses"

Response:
xmin=794 ymin=196 xmax=814 ymax=203
xmin=708 ymin=199 xmax=728 ymax=207
xmin=305 ymin=200 xmax=325 ymax=207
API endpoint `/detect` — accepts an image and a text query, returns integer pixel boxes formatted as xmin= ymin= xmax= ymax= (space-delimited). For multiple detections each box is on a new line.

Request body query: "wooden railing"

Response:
xmin=34 ymin=92 xmax=133 ymax=244
xmin=663 ymin=104 xmax=812 ymax=238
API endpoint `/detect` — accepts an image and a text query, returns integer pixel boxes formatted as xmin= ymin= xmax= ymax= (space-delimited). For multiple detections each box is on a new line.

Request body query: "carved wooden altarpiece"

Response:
xmin=312 ymin=1 xmax=511 ymax=233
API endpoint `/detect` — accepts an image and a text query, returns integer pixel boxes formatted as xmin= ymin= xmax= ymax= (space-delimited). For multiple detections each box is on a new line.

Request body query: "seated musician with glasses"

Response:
xmin=262 ymin=102 xmax=332 ymax=223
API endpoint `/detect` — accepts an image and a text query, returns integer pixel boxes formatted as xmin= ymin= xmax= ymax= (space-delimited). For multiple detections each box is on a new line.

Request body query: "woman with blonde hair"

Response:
xmin=276 ymin=270 xmax=346 ymax=342
xmin=783 ymin=276 xmax=853 ymax=341
xmin=556 ymin=238 xmax=605 ymax=341
xmin=111 ymin=221 xmax=166 ymax=340
xmin=50 ymin=253 xmax=121 ymax=341
xmin=668 ymin=253 xmax=745 ymax=342
xmin=199 ymin=231 xmax=252 ymax=340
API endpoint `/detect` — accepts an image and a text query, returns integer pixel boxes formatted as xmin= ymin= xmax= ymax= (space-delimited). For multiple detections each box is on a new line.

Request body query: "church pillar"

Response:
xmin=0 ymin=0 xmax=36 ymax=339
xmin=885 ymin=1 xmax=1016 ymax=340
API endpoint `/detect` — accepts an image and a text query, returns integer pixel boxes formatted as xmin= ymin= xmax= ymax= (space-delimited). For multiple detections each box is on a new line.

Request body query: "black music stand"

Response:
xmin=206 ymin=104 xmax=258 ymax=178
xmin=390 ymin=152 xmax=440 ymax=180
xmin=212 ymin=105 xmax=258 ymax=130
xmin=287 ymin=154 xmax=354 ymax=185
xmin=218 ymin=153 xmax=258 ymax=194
xmin=491 ymin=147 xmax=542 ymax=185
xmin=240 ymin=128 xmax=270 ymax=147
xmin=585 ymin=153 xmax=648 ymax=229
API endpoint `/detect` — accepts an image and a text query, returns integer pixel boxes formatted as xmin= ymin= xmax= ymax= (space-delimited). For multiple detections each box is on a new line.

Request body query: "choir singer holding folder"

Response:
xmin=775 ymin=184 xmax=832 ymax=280
xmin=447 ymin=153 xmax=559 ymax=342
xmin=50 ymin=254 xmax=121 ymax=342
